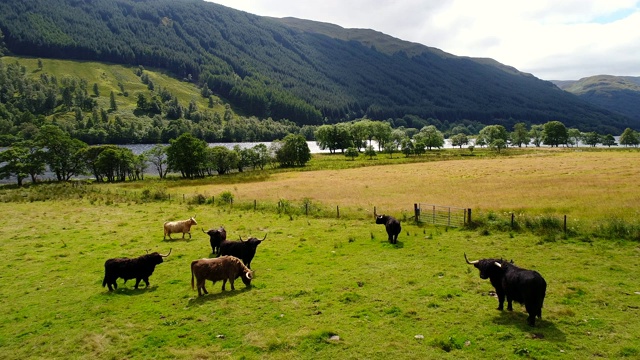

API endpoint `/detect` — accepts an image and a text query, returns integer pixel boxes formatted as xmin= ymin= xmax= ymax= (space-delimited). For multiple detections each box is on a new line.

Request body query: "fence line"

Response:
xmin=414 ymin=203 xmax=469 ymax=228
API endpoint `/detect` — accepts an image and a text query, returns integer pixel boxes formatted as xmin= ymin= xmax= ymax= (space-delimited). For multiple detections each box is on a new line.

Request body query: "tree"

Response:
xmin=37 ymin=125 xmax=87 ymax=181
xmin=372 ymin=121 xmax=393 ymax=150
xmin=400 ymin=137 xmax=414 ymax=157
xmin=529 ymin=125 xmax=544 ymax=147
xmin=166 ymin=133 xmax=207 ymax=178
xmin=450 ymin=133 xmax=469 ymax=149
xmin=415 ymin=125 xmax=444 ymax=150
xmin=251 ymin=143 xmax=271 ymax=170
xmin=490 ymin=139 xmax=507 ymax=153
xmin=345 ymin=147 xmax=359 ymax=160
xmin=479 ymin=125 xmax=509 ymax=146
xmin=511 ymin=123 xmax=530 ymax=147
xmin=274 ymin=134 xmax=311 ymax=167
xmin=0 ymin=146 xmax=29 ymax=186
xmin=143 ymin=144 xmax=169 ymax=179
xmin=207 ymin=146 xmax=238 ymax=175
xmin=583 ymin=132 xmax=601 ymax=147
xmin=110 ymin=91 xmax=117 ymax=111
xmin=383 ymin=140 xmax=396 ymax=158
xmin=619 ymin=128 xmax=639 ymax=147
xmin=92 ymin=83 xmax=100 ymax=97
xmin=364 ymin=145 xmax=377 ymax=160
xmin=542 ymin=121 xmax=568 ymax=147
xmin=601 ymin=134 xmax=617 ymax=147
xmin=567 ymin=128 xmax=582 ymax=147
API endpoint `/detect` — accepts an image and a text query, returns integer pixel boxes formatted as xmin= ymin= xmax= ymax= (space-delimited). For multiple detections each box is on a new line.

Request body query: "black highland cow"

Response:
xmin=465 ymin=253 xmax=547 ymax=326
xmin=219 ymin=234 xmax=266 ymax=269
xmin=202 ymin=226 xmax=227 ymax=256
xmin=375 ymin=212 xmax=401 ymax=244
xmin=102 ymin=249 xmax=171 ymax=291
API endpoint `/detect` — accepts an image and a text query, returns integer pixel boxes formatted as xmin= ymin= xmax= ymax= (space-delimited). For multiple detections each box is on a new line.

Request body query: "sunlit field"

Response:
xmin=1 ymin=148 xmax=640 ymax=359
xmin=112 ymin=148 xmax=640 ymax=228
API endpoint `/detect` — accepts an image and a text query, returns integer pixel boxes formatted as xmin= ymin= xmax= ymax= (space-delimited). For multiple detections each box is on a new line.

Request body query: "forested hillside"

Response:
xmin=553 ymin=76 xmax=640 ymax=123
xmin=0 ymin=0 xmax=635 ymax=133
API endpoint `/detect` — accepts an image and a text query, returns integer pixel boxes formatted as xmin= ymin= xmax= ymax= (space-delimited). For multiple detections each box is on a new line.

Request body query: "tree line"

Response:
xmin=3 ymin=119 xmax=637 ymax=186
xmin=314 ymin=119 xmax=640 ymax=158
xmin=0 ymin=125 xmax=312 ymax=186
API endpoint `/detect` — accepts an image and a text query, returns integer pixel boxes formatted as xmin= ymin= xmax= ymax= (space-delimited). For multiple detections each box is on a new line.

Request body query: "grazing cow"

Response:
xmin=191 ymin=255 xmax=253 ymax=295
xmin=218 ymin=234 xmax=266 ymax=269
xmin=202 ymin=226 xmax=227 ymax=256
xmin=163 ymin=216 xmax=197 ymax=240
xmin=102 ymin=249 xmax=172 ymax=291
xmin=374 ymin=211 xmax=401 ymax=244
xmin=465 ymin=253 xmax=547 ymax=326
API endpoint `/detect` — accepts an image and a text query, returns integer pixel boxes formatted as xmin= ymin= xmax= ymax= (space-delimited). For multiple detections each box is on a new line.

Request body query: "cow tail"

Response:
xmin=102 ymin=276 xmax=107 ymax=287
xmin=190 ymin=262 xmax=195 ymax=290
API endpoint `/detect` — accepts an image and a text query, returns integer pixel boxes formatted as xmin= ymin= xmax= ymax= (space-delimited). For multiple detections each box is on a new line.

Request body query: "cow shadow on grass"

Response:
xmin=186 ymin=287 xmax=252 ymax=306
xmin=492 ymin=311 xmax=566 ymax=342
xmin=103 ymin=285 xmax=159 ymax=296
xmin=381 ymin=240 xmax=404 ymax=249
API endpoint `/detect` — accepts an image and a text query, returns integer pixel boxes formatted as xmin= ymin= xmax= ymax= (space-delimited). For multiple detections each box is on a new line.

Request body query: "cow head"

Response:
xmin=375 ymin=215 xmax=389 ymax=224
xmin=203 ymin=226 xmax=226 ymax=240
xmin=240 ymin=270 xmax=254 ymax=287
xmin=190 ymin=216 xmax=197 ymax=225
xmin=464 ymin=253 xmax=506 ymax=279
xmin=239 ymin=234 xmax=267 ymax=247
xmin=147 ymin=248 xmax=172 ymax=264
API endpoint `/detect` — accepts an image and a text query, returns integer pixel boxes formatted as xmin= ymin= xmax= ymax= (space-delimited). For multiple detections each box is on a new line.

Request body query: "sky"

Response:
xmin=206 ymin=0 xmax=640 ymax=81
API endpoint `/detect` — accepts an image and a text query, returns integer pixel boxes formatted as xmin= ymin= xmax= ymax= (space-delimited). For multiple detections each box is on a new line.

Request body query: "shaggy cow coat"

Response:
xmin=190 ymin=256 xmax=253 ymax=296
xmin=203 ymin=226 xmax=227 ymax=256
xmin=102 ymin=250 xmax=171 ymax=291
xmin=218 ymin=235 xmax=265 ymax=269
xmin=465 ymin=254 xmax=547 ymax=326
xmin=375 ymin=215 xmax=401 ymax=244
xmin=163 ymin=216 xmax=197 ymax=240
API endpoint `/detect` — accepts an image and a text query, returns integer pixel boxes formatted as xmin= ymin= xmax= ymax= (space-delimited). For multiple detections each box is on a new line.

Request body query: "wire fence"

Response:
xmin=414 ymin=203 xmax=470 ymax=228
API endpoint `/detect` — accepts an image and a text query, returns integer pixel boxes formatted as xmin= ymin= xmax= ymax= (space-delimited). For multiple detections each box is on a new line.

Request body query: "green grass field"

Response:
xmin=1 ymin=149 xmax=640 ymax=359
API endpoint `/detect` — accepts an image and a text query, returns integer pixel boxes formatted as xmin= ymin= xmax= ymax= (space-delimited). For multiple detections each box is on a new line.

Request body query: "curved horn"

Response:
xmin=202 ymin=228 xmax=207 ymax=234
xmin=239 ymin=236 xmax=244 ymax=242
xmin=160 ymin=248 xmax=172 ymax=257
xmin=494 ymin=262 xmax=502 ymax=268
xmin=261 ymin=233 xmax=267 ymax=241
xmin=246 ymin=271 xmax=252 ymax=280
xmin=464 ymin=253 xmax=479 ymax=265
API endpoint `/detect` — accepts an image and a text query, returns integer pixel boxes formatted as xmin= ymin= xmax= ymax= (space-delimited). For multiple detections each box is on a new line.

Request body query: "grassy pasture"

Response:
xmin=1 ymin=149 xmax=640 ymax=359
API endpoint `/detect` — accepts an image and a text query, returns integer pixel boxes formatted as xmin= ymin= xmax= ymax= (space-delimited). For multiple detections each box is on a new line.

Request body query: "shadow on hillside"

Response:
xmin=186 ymin=286 xmax=252 ymax=306
xmin=103 ymin=285 xmax=159 ymax=296
xmin=492 ymin=311 xmax=566 ymax=342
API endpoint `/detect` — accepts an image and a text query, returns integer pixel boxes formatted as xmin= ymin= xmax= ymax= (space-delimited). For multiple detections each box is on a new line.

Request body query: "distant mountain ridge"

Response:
xmin=552 ymin=75 xmax=640 ymax=124
xmin=0 ymin=0 xmax=635 ymax=133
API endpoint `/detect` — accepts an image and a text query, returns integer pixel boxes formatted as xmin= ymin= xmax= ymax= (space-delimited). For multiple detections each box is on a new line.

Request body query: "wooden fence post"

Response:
xmin=254 ymin=199 xmax=257 ymax=210
xmin=564 ymin=215 xmax=567 ymax=233
xmin=511 ymin=213 xmax=515 ymax=228
xmin=414 ymin=203 xmax=420 ymax=224
xmin=337 ymin=205 xmax=340 ymax=218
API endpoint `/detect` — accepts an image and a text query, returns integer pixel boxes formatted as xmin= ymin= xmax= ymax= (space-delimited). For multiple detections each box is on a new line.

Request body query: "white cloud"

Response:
xmin=208 ymin=0 xmax=640 ymax=80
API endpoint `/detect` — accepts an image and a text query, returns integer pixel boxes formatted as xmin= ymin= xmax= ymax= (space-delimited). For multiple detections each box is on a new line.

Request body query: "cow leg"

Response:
xmin=229 ymin=278 xmax=235 ymax=291
xmin=496 ymin=291 xmax=505 ymax=310
xmin=143 ymin=278 xmax=150 ymax=288
xmin=134 ymin=278 xmax=141 ymax=289
xmin=221 ymin=279 xmax=227 ymax=291
xmin=506 ymin=297 xmax=513 ymax=311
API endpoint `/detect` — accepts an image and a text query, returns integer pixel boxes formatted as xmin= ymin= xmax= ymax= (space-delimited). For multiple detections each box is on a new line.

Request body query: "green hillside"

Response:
xmin=553 ymin=75 xmax=640 ymax=123
xmin=0 ymin=56 xmax=303 ymax=145
xmin=0 ymin=0 xmax=634 ymax=134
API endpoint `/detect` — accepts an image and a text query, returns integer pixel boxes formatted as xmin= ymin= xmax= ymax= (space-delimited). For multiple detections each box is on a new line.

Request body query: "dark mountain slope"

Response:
xmin=553 ymin=76 xmax=640 ymax=123
xmin=0 ymin=0 xmax=634 ymax=132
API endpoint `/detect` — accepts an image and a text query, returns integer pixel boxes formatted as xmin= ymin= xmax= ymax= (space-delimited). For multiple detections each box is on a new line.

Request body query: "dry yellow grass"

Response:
xmin=183 ymin=150 xmax=640 ymax=221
